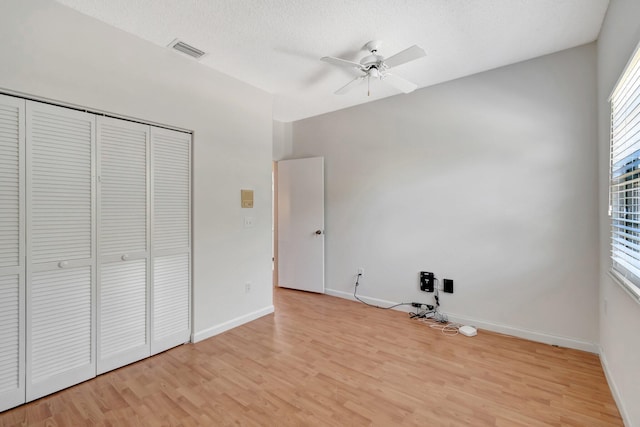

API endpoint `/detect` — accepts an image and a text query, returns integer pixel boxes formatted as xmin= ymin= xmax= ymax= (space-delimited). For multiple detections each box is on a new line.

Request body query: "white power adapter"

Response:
xmin=459 ymin=325 xmax=477 ymax=337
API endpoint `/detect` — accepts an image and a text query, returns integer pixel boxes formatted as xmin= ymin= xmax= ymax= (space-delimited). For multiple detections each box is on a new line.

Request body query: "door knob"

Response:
xmin=315 ymin=230 xmax=323 ymax=235
xmin=58 ymin=261 xmax=69 ymax=268
xmin=121 ymin=254 xmax=129 ymax=261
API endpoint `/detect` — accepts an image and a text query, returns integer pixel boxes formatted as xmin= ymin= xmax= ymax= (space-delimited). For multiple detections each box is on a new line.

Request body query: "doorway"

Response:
xmin=273 ymin=157 xmax=325 ymax=293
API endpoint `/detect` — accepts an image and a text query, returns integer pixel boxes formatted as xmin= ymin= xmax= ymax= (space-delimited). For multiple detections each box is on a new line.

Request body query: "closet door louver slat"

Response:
xmin=30 ymin=268 xmax=92 ymax=380
xmin=153 ymin=253 xmax=189 ymax=341
xmin=96 ymin=117 xmax=150 ymax=374
xmin=25 ymin=101 xmax=96 ymax=402
xmin=0 ymin=95 xmax=25 ymax=412
xmin=150 ymin=127 xmax=191 ymax=355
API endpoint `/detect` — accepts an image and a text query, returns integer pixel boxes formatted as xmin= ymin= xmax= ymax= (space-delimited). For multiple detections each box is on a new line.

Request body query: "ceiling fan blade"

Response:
xmin=335 ymin=75 xmax=365 ymax=95
xmin=382 ymin=73 xmax=418 ymax=93
xmin=321 ymin=56 xmax=363 ymax=69
xmin=383 ymin=45 xmax=426 ymax=69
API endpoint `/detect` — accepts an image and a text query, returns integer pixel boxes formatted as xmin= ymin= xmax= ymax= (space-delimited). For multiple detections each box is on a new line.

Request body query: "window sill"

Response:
xmin=608 ymin=270 xmax=640 ymax=306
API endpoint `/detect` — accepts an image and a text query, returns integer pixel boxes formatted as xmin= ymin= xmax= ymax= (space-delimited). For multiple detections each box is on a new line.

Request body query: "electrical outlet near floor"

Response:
xmin=245 ymin=282 xmax=251 ymax=293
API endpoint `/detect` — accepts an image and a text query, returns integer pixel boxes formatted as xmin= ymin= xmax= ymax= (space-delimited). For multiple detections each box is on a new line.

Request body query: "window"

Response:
xmin=610 ymin=40 xmax=640 ymax=301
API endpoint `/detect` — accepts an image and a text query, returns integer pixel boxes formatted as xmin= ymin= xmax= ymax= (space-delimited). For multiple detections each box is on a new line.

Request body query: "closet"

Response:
xmin=0 ymin=94 xmax=191 ymax=411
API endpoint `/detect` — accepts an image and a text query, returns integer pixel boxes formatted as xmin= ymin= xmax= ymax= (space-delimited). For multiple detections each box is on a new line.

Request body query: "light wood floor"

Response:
xmin=1 ymin=288 xmax=622 ymax=426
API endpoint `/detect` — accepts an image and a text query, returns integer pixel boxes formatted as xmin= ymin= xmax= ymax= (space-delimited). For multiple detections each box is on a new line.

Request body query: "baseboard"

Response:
xmin=325 ymin=288 xmax=598 ymax=353
xmin=191 ymin=305 xmax=275 ymax=343
xmin=443 ymin=312 xmax=598 ymax=353
xmin=599 ymin=346 xmax=631 ymax=426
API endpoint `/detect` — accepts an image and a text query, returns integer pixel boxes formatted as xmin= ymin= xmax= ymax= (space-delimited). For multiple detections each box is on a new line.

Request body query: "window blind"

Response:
xmin=610 ymin=40 xmax=640 ymax=300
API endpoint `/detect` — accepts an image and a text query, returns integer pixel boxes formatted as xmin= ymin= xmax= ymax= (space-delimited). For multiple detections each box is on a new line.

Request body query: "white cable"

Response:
xmin=420 ymin=317 xmax=463 ymax=336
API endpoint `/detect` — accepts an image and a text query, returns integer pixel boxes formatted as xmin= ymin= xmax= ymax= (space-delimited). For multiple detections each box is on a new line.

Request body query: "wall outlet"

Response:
xmin=243 ymin=216 xmax=255 ymax=228
xmin=245 ymin=282 xmax=251 ymax=293
xmin=358 ymin=267 xmax=364 ymax=275
xmin=443 ymin=279 xmax=454 ymax=293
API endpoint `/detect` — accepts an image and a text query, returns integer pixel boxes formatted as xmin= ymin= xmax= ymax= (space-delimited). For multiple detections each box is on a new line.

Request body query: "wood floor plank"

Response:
xmin=0 ymin=288 xmax=623 ymax=426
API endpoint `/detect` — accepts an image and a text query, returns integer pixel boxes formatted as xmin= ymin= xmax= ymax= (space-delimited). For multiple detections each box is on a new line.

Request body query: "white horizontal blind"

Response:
xmin=96 ymin=117 xmax=150 ymax=373
xmin=610 ymin=41 xmax=640 ymax=300
xmin=151 ymin=127 xmax=191 ymax=354
xmin=25 ymin=101 xmax=96 ymax=401
xmin=0 ymin=94 xmax=25 ymax=412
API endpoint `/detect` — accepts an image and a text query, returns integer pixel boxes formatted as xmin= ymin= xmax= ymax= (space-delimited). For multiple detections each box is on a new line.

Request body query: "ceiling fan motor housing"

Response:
xmin=360 ymin=54 xmax=385 ymax=68
xmin=360 ymin=54 xmax=387 ymax=78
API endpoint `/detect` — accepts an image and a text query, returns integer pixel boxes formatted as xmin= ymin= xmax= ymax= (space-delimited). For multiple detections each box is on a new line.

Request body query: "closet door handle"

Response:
xmin=121 ymin=254 xmax=129 ymax=261
xmin=58 ymin=261 xmax=69 ymax=268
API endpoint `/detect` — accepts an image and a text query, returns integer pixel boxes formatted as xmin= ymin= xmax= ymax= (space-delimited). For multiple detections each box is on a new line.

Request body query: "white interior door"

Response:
xmin=277 ymin=157 xmax=325 ymax=293
xmin=150 ymin=127 xmax=191 ymax=355
xmin=96 ymin=117 xmax=150 ymax=374
xmin=25 ymin=101 xmax=96 ymax=401
xmin=0 ymin=94 xmax=26 ymax=412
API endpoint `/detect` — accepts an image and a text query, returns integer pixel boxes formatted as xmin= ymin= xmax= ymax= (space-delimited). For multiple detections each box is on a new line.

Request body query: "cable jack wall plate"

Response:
xmin=459 ymin=325 xmax=477 ymax=337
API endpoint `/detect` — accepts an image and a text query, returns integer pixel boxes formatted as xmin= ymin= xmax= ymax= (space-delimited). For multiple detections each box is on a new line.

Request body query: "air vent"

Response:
xmin=168 ymin=39 xmax=206 ymax=60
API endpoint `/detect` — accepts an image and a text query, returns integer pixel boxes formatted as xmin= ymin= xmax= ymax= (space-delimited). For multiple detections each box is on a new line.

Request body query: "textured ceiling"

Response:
xmin=55 ymin=0 xmax=609 ymax=122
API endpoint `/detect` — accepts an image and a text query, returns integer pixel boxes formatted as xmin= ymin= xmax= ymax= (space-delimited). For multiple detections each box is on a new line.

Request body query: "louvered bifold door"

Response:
xmin=25 ymin=101 xmax=96 ymax=401
xmin=0 ymin=95 xmax=26 ymax=412
xmin=150 ymin=127 xmax=191 ymax=355
xmin=97 ymin=117 xmax=150 ymax=374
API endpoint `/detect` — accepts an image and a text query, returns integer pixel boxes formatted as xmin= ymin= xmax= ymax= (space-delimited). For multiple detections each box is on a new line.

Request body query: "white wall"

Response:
xmin=273 ymin=120 xmax=293 ymax=161
xmin=0 ymin=0 xmax=274 ymax=340
xmin=277 ymin=43 xmax=600 ymax=351
xmin=597 ymin=1 xmax=640 ymax=425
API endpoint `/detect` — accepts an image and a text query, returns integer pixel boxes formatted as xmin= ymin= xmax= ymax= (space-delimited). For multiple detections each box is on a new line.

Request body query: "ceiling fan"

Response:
xmin=321 ymin=40 xmax=426 ymax=96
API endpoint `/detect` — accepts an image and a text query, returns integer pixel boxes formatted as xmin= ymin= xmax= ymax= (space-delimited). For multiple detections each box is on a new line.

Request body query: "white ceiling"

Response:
xmin=55 ymin=0 xmax=609 ymax=122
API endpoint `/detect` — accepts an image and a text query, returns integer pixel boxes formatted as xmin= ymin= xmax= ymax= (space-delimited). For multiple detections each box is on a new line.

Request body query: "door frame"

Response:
xmin=272 ymin=161 xmax=279 ymax=288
